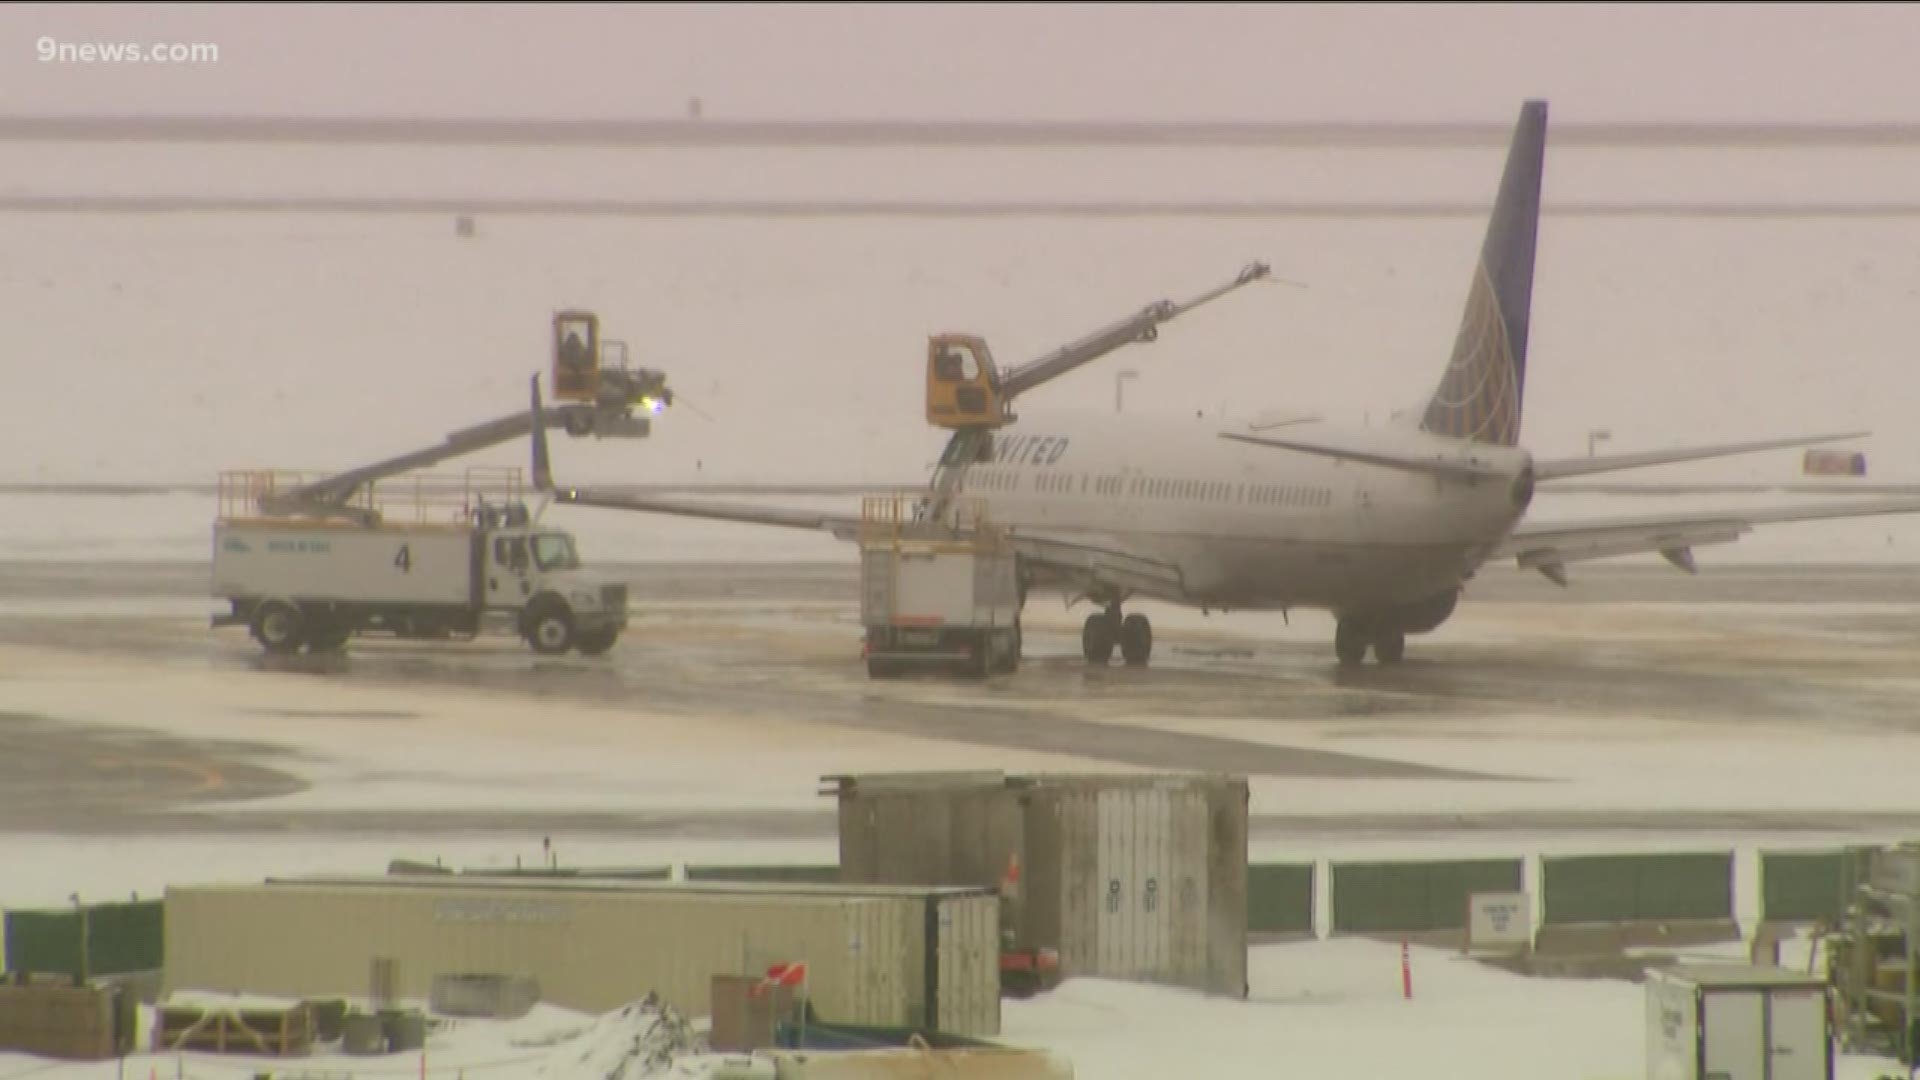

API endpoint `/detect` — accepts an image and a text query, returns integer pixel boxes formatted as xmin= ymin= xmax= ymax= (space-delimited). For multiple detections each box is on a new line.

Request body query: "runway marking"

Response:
xmin=89 ymin=755 xmax=228 ymax=798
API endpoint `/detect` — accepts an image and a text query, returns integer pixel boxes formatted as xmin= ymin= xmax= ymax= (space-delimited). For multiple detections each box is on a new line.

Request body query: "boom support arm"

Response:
xmin=258 ymin=399 xmax=650 ymax=524
xmin=997 ymin=261 xmax=1272 ymax=401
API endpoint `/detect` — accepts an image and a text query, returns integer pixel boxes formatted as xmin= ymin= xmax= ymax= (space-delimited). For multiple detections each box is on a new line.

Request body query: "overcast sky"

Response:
xmin=5 ymin=2 xmax=1919 ymax=124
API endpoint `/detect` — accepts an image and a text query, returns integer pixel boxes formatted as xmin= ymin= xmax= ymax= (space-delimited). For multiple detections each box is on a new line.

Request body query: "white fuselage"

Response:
xmin=949 ymin=409 xmax=1533 ymax=616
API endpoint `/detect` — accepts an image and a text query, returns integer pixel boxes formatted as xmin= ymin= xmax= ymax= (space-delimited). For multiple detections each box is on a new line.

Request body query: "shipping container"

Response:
xmin=163 ymin=877 xmax=1000 ymax=1036
xmin=831 ymin=771 xmax=1248 ymax=998
xmin=1645 ymin=965 xmax=1832 ymax=1080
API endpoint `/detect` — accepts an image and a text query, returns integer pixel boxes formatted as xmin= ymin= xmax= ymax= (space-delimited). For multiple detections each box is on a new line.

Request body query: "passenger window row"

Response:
xmin=963 ymin=467 xmax=1330 ymax=508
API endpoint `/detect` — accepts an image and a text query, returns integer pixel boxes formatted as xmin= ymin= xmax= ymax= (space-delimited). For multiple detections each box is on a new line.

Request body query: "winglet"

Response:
xmin=530 ymin=374 xmax=554 ymax=492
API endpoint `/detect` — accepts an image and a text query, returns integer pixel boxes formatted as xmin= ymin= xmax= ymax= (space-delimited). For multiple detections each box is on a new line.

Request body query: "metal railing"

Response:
xmin=218 ymin=466 xmax=526 ymax=526
xmin=857 ymin=490 xmax=1005 ymax=548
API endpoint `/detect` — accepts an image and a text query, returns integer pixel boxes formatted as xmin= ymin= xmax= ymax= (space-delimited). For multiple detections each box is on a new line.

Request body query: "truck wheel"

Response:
xmin=867 ymin=657 xmax=903 ymax=680
xmin=525 ymin=603 xmax=575 ymax=656
xmin=962 ymin=635 xmax=993 ymax=680
xmin=574 ymin=628 xmax=619 ymax=657
xmin=251 ymin=602 xmax=306 ymax=656
xmin=996 ymin=627 xmax=1021 ymax=675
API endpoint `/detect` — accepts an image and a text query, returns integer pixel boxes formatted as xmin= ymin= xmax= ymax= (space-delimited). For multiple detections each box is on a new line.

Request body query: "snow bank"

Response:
xmin=534 ymin=992 xmax=708 ymax=1079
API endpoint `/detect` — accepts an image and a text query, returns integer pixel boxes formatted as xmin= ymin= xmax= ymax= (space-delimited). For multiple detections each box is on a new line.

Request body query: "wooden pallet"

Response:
xmin=154 ymin=1002 xmax=314 ymax=1055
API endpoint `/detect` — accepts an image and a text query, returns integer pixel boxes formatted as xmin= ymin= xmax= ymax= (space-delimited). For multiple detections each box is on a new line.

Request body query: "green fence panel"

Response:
xmin=1247 ymin=863 xmax=1315 ymax=934
xmin=1423 ymin=860 xmax=1526 ymax=930
xmin=1333 ymin=860 xmax=1522 ymax=933
xmin=1332 ymin=863 xmax=1427 ymax=933
xmin=3 ymin=910 xmax=81 ymax=978
xmin=1643 ymin=853 xmax=1734 ymax=921
xmin=4 ymin=902 xmax=165 ymax=978
xmin=1543 ymin=855 xmax=1637 ymax=925
xmin=685 ymin=865 xmax=841 ymax=884
xmin=1761 ymin=849 xmax=1869 ymax=924
xmin=1544 ymin=852 xmax=1732 ymax=925
xmin=85 ymin=901 xmax=164 ymax=975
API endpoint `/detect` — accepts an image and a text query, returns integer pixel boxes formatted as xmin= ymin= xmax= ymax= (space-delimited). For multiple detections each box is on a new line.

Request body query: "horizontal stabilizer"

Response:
xmin=1496 ymin=495 xmax=1920 ymax=583
xmin=1220 ymin=431 xmax=1510 ymax=481
xmin=1535 ymin=432 xmax=1869 ymax=481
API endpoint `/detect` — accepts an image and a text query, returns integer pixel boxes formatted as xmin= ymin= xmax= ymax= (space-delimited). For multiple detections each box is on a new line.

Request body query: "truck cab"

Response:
xmin=479 ymin=520 xmax=628 ymax=656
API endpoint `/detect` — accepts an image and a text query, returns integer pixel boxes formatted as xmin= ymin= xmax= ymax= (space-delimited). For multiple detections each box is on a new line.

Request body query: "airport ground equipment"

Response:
xmin=525 ymin=267 xmax=1272 ymax=676
xmin=211 ymin=311 xmax=671 ymax=656
xmin=856 ymin=494 xmax=1021 ymax=679
xmin=256 ymin=310 xmax=672 ymax=526
xmin=212 ymin=466 xmax=628 ymax=656
xmin=1826 ymin=844 xmax=1920 ymax=1065
xmin=1645 ymin=964 xmax=1833 ymax=1080
xmin=920 ymin=261 xmax=1271 ymax=524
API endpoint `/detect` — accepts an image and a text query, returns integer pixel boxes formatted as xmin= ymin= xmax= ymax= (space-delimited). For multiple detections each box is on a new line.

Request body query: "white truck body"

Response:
xmin=859 ymin=539 xmax=1021 ymax=678
xmin=214 ymin=522 xmax=475 ymax=606
xmin=1645 ymin=965 xmax=1833 ymax=1080
xmin=211 ymin=515 xmax=628 ymax=657
xmin=862 ymin=544 xmax=1020 ymax=629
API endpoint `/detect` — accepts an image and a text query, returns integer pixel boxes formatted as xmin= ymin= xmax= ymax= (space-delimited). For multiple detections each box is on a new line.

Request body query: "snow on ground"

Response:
xmin=3 ymin=603 xmax=1919 ymax=1076
xmin=2 ymin=938 xmax=1907 ymax=1080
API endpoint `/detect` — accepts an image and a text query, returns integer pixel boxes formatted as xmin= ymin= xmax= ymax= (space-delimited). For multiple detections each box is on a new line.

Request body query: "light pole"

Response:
xmin=1587 ymin=428 xmax=1613 ymax=458
xmin=1115 ymin=370 xmax=1139 ymax=414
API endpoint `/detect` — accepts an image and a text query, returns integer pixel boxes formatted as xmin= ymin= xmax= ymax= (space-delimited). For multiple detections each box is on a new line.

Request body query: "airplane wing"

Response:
xmin=529 ymin=375 xmax=1182 ymax=597
xmin=546 ymin=485 xmax=868 ymax=541
xmin=1533 ymin=432 xmax=1868 ymax=481
xmin=1002 ymin=530 xmax=1188 ymax=599
xmin=1495 ymin=496 xmax=1920 ymax=585
xmin=548 ymin=484 xmax=1189 ymax=599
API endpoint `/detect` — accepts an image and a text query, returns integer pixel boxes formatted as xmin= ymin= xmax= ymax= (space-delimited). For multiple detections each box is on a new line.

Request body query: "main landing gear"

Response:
xmin=1334 ymin=617 xmax=1405 ymax=667
xmin=1082 ymin=602 xmax=1152 ymax=667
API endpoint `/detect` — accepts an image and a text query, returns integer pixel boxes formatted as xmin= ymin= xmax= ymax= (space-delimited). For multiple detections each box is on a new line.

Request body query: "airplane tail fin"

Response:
xmin=1418 ymin=99 xmax=1547 ymax=447
xmin=530 ymin=374 xmax=554 ymax=491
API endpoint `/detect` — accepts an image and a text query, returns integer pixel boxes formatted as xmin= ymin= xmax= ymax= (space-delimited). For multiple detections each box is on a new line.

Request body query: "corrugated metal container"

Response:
xmin=831 ymin=771 xmax=1248 ymax=998
xmin=163 ymin=877 xmax=999 ymax=1036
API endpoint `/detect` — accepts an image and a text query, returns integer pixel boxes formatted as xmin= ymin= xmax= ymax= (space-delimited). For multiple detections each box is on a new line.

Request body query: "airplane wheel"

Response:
xmin=1119 ymin=613 xmax=1153 ymax=667
xmin=1081 ymin=613 xmax=1117 ymax=665
xmin=1374 ymin=630 xmax=1406 ymax=664
xmin=1334 ymin=619 xmax=1369 ymax=667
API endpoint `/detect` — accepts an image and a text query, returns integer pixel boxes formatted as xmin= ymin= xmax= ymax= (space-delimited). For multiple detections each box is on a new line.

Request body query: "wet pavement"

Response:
xmin=3 ymin=559 xmax=1919 ymax=837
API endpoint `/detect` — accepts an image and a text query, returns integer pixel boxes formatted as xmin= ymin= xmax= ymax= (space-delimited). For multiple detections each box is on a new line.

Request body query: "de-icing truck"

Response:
xmin=211 ymin=468 xmax=629 ymax=656
xmin=210 ymin=311 xmax=670 ymax=657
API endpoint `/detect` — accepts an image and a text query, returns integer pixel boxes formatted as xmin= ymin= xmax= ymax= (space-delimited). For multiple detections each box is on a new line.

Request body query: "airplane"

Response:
xmin=530 ymin=99 xmax=1920 ymax=669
